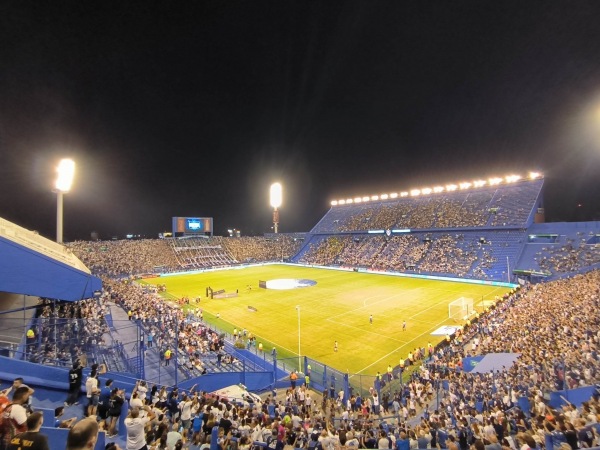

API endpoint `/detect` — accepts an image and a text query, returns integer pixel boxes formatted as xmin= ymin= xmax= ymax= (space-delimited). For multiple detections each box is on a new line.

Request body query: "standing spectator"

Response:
xmin=85 ymin=372 xmax=99 ymax=418
xmin=97 ymin=379 xmax=114 ymax=427
xmin=65 ymin=361 xmax=83 ymax=406
xmin=7 ymin=412 xmax=48 ymax=450
xmin=290 ymin=371 xmax=298 ymax=390
xmin=124 ymin=406 xmax=155 ymax=450
xmin=0 ymin=387 xmax=30 ymax=449
xmin=107 ymin=388 xmax=125 ymax=437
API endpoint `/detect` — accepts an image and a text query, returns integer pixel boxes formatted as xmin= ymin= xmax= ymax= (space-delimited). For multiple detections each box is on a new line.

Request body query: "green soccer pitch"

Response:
xmin=140 ymin=264 xmax=511 ymax=376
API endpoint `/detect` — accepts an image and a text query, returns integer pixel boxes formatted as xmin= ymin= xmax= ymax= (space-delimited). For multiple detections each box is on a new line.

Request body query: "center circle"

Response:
xmin=265 ymin=279 xmax=317 ymax=290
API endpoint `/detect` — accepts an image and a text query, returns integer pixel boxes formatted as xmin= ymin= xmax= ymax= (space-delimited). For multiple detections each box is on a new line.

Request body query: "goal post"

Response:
xmin=448 ymin=297 xmax=474 ymax=321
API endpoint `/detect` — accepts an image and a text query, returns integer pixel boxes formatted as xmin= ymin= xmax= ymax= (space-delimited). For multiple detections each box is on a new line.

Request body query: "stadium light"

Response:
xmin=270 ymin=182 xmax=282 ymax=233
xmin=54 ymin=158 xmax=75 ymax=244
xmin=328 ymin=170 xmax=541 ymax=206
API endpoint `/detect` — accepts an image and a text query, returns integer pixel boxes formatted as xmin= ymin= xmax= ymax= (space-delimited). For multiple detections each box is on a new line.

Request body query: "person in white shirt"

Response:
xmin=129 ymin=392 xmax=145 ymax=417
xmin=179 ymin=394 xmax=193 ymax=432
xmin=85 ymin=374 xmax=100 ymax=417
xmin=124 ymin=406 xmax=155 ymax=450
xmin=136 ymin=381 xmax=148 ymax=402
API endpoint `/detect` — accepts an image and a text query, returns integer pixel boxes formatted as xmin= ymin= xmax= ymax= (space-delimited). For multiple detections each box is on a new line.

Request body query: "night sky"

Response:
xmin=1 ymin=1 xmax=600 ymax=240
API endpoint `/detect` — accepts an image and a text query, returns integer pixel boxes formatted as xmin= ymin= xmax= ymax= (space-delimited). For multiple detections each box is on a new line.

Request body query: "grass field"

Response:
xmin=140 ymin=264 xmax=510 ymax=376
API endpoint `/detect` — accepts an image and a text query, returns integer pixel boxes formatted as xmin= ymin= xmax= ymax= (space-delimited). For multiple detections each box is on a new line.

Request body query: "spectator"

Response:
xmin=66 ymin=417 xmax=99 ymax=450
xmin=124 ymin=406 xmax=155 ymax=450
xmin=7 ymin=411 xmax=48 ymax=450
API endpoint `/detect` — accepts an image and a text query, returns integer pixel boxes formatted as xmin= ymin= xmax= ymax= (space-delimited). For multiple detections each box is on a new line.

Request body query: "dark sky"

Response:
xmin=1 ymin=1 xmax=600 ymax=240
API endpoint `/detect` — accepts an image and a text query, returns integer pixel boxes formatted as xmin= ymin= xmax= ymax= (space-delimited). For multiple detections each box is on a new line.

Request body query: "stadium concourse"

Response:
xmin=1 ymin=176 xmax=600 ymax=449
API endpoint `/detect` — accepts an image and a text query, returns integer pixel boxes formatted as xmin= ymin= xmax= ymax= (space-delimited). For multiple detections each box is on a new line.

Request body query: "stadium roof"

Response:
xmin=0 ymin=218 xmax=101 ymax=301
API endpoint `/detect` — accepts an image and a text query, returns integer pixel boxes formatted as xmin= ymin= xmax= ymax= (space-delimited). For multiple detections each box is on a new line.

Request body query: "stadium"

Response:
xmin=1 ymin=171 xmax=599 ymax=450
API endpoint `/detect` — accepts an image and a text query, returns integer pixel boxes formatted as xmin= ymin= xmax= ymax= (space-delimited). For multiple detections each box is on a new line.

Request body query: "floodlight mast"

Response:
xmin=270 ymin=182 xmax=282 ymax=234
xmin=55 ymin=159 xmax=75 ymax=244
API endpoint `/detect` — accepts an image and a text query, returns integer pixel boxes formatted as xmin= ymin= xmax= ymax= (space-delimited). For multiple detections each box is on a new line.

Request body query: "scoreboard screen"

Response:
xmin=172 ymin=217 xmax=213 ymax=236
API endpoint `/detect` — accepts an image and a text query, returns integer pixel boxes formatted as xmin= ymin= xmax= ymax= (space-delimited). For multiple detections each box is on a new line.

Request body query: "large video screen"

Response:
xmin=172 ymin=217 xmax=213 ymax=236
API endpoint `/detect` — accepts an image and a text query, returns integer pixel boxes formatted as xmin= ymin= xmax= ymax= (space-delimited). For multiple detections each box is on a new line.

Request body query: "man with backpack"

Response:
xmin=0 ymin=386 xmax=30 ymax=450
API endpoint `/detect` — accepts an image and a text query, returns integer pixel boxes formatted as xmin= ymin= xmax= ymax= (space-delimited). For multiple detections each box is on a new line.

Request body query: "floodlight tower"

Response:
xmin=270 ymin=182 xmax=282 ymax=234
xmin=54 ymin=158 xmax=75 ymax=244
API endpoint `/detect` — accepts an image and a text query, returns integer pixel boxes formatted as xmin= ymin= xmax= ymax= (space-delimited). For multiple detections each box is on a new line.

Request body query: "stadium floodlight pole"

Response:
xmin=270 ymin=182 xmax=282 ymax=234
xmin=296 ymin=305 xmax=301 ymax=371
xmin=54 ymin=158 xmax=75 ymax=244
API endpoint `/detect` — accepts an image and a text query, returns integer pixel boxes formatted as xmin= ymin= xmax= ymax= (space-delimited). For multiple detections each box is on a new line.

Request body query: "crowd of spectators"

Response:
xmin=67 ymin=236 xmax=304 ymax=277
xmin=536 ymin=238 xmax=600 ymax=275
xmin=221 ymin=236 xmax=303 ymax=264
xmin=68 ymin=239 xmax=179 ymax=277
xmin=23 ymin=298 xmax=110 ymax=367
xmin=104 ymin=278 xmax=232 ymax=377
xmin=314 ymin=181 xmax=542 ymax=234
xmin=299 ymin=234 xmax=496 ymax=279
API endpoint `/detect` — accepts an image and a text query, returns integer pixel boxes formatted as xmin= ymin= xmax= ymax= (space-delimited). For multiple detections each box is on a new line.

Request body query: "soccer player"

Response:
xmin=370 ymin=315 xmax=373 ymax=324
xmin=334 ymin=341 xmax=338 ymax=352
xmin=402 ymin=320 xmax=406 ymax=331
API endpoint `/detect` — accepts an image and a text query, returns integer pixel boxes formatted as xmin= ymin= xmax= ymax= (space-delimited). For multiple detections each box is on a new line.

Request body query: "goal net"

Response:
xmin=448 ymin=297 xmax=474 ymax=321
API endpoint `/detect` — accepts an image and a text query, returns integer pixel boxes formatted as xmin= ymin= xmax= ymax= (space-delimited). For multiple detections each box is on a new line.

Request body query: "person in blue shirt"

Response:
xmin=396 ymin=431 xmax=410 ymax=450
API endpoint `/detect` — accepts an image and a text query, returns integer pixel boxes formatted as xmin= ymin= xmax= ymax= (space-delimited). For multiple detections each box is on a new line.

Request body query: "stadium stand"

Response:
xmin=311 ymin=179 xmax=543 ymax=234
xmin=3 ymin=173 xmax=600 ymax=449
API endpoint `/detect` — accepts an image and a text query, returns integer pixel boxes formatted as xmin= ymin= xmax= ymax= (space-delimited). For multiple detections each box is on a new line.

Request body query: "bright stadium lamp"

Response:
xmin=270 ymin=182 xmax=282 ymax=233
xmin=54 ymin=158 xmax=75 ymax=244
